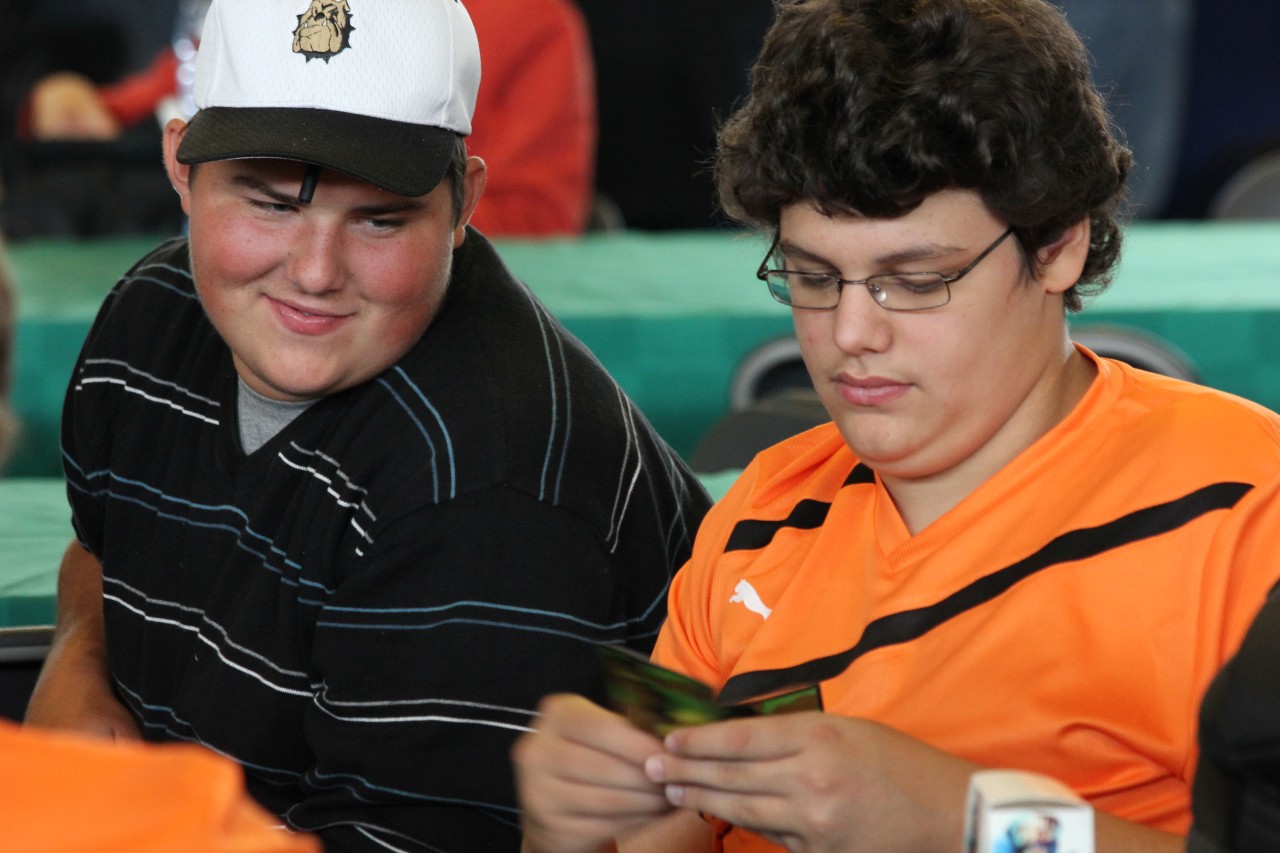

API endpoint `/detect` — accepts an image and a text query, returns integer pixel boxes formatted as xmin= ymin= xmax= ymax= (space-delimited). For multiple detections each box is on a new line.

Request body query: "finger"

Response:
xmin=517 ymin=729 xmax=661 ymax=795
xmin=534 ymin=693 xmax=666 ymax=765
xmin=663 ymin=713 xmax=813 ymax=761
xmin=664 ymin=783 xmax=796 ymax=841
xmin=551 ymin=785 xmax=670 ymax=822
xmin=525 ymin=765 xmax=670 ymax=821
xmin=516 ymin=730 xmax=673 ymax=853
xmin=516 ymin=697 xmax=673 ymax=804
xmin=647 ymin=751 xmax=787 ymax=799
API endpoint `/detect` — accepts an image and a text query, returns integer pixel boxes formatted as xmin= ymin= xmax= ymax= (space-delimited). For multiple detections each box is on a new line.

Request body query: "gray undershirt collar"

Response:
xmin=237 ymin=377 xmax=317 ymax=454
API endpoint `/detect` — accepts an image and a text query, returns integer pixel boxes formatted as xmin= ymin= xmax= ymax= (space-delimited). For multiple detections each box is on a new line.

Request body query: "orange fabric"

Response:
xmin=464 ymin=0 xmax=596 ymax=236
xmin=653 ymin=350 xmax=1280 ymax=852
xmin=0 ymin=721 xmax=319 ymax=852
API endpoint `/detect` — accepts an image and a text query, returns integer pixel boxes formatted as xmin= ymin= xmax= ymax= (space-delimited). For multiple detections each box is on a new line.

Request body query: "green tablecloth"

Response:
xmin=9 ymin=223 xmax=1280 ymax=479
xmin=0 ymin=479 xmax=69 ymax=628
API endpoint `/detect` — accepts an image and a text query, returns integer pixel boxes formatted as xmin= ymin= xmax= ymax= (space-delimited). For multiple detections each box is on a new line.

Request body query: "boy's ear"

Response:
xmin=1036 ymin=217 xmax=1090 ymax=295
xmin=452 ymin=156 xmax=488 ymax=248
xmin=162 ymin=118 xmax=194 ymax=214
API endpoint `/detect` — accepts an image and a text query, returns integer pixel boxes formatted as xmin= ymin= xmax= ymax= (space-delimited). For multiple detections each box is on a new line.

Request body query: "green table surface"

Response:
xmin=9 ymin=223 xmax=1280 ymax=478
xmin=0 ymin=478 xmax=70 ymax=628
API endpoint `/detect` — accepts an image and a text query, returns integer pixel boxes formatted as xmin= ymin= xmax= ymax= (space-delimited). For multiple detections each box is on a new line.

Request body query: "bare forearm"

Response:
xmin=50 ymin=539 xmax=107 ymax=644
xmin=25 ymin=540 xmax=137 ymax=738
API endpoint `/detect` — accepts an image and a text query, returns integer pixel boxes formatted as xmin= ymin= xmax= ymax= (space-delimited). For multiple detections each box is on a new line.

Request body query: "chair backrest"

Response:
xmin=691 ymin=336 xmax=827 ymax=474
xmin=0 ymin=626 xmax=53 ymax=722
xmin=730 ymin=336 xmax=811 ymax=411
xmin=1209 ymin=149 xmax=1280 ymax=220
xmin=690 ymin=388 xmax=829 ymax=474
xmin=585 ymin=192 xmax=625 ymax=232
xmin=1071 ymin=325 xmax=1199 ymax=381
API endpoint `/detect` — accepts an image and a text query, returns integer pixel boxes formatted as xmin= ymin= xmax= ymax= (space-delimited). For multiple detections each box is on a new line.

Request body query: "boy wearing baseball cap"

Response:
xmin=26 ymin=1 xmax=710 ymax=849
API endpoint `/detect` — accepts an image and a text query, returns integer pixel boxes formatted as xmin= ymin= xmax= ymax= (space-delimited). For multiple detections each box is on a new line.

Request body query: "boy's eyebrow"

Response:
xmin=229 ymin=173 xmax=426 ymax=215
xmin=231 ymin=173 xmax=306 ymax=204
xmin=777 ymin=238 xmax=967 ymax=270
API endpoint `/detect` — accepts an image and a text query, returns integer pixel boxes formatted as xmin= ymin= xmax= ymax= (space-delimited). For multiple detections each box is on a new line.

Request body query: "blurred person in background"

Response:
xmin=464 ymin=0 xmax=597 ymax=236
xmin=0 ymin=0 xmax=185 ymax=237
xmin=574 ymin=0 xmax=775 ymax=230
xmin=1057 ymin=0 xmax=1194 ymax=218
xmin=4 ymin=0 xmax=596 ymax=237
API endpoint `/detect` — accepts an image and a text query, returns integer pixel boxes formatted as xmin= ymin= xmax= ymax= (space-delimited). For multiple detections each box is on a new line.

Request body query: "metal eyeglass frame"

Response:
xmin=756 ymin=227 xmax=1016 ymax=311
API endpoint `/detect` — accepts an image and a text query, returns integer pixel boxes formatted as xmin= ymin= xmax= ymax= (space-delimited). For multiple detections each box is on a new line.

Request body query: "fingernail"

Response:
xmin=666 ymin=784 xmax=685 ymax=806
xmin=644 ymin=755 xmax=665 ymax=782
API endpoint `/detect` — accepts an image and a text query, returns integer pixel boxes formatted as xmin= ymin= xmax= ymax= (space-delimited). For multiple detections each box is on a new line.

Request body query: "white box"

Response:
xmin=963 ymin=769 xmax=1094 ymax=853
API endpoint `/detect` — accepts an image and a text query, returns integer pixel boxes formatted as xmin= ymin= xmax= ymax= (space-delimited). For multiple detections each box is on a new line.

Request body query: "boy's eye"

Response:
xmin=875 ymin=273 xmax=948 ymax=295
xmin=249 ymin=198 xmax=295 ymax=214
xmin=791 ymin=273 xmax=838 ymax=290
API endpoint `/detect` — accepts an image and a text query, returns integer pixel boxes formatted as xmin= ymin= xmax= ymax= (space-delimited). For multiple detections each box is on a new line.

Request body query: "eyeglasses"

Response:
xmin=756 ymin=227 xmax=1015 ymax=311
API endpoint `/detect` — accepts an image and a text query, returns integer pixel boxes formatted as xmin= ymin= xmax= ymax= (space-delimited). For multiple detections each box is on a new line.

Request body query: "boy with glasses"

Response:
xmin=512 ymin=1 xmax=1280 ymax=851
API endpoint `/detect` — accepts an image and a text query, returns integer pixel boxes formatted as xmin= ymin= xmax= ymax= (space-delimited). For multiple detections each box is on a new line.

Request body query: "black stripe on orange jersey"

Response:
xmin=724 ymin=463 xmax=876 ymax=552
xmin=716 ymin=480 xmax=1253 ymax=706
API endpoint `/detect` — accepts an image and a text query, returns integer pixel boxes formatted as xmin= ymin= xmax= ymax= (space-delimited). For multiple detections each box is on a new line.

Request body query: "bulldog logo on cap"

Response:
xmin=292 ymin=0 xmax=354 ymax=61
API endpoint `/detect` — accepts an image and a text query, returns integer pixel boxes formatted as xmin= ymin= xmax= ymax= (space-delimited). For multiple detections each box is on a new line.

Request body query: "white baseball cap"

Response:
xmin=176 ymin=0 xmax=481 ymax=197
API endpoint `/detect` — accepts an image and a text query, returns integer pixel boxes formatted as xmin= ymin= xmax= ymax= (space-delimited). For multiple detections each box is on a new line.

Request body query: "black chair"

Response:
xmin=1208 ymin=149 xmax=1280 ymax=220
xmin=0 ymin=133 xmax=185 ymax=240
xmin=690 ymin=336 xmax=828 ymax=474
xmin=0 ymin=626 xmax=52 ymax=722
xmin=1071 ymin=324 xmax=1199 ymax=381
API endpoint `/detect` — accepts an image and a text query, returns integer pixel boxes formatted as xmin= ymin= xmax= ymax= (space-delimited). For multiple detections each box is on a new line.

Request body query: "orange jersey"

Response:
xmin=1 ymin=721 xmax=319 ymax=852
xmin=653 ymin=352 xmax=1280 ymax=851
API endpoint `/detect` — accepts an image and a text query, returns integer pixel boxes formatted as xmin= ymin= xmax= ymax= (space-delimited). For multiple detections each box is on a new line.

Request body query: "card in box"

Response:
xmin=963 ymin=769 xmax=1094 ymax=853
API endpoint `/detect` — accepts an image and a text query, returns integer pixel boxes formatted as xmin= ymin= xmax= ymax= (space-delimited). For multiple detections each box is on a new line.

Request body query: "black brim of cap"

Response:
xmin=176 ymin=106 xmax=456 ymax=198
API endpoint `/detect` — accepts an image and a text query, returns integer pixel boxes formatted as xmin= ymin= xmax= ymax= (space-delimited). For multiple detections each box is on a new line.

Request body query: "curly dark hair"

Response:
xmin=715 ymin=0 xmax=1133 ymax=311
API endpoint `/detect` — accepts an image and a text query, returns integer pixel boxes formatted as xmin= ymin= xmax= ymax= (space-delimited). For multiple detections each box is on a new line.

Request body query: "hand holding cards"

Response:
xmin=596 ymin=644 xmax=822 ymax=737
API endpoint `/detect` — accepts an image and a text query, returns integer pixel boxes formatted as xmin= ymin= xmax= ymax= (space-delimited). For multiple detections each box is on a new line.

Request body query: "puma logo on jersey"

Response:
xmin=729 ymin=579 xmax=772 ymax=620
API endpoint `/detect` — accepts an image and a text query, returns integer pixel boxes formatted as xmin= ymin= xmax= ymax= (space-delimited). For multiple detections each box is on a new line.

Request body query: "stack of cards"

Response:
xmin=595 ymin=643 xmax=822 ymax=737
